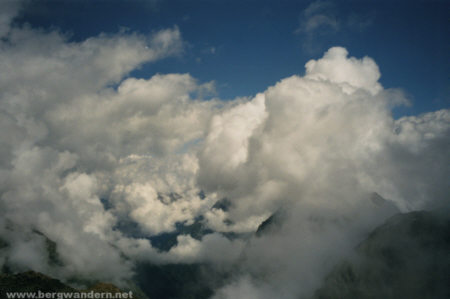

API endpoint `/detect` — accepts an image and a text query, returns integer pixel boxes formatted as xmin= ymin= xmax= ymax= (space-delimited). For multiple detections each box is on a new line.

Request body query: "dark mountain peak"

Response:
xmin=359 ymin=210 xmax=450 ymax=253
xmin=313 ymin=210 xmax=450 ymax=299
xmin=255 ymin=208 xmax=286 ymax=237
xmin=0 ymin=271 xmax=76 ymax=294
xmin=369 ymin=192 xmax=386 ymax=206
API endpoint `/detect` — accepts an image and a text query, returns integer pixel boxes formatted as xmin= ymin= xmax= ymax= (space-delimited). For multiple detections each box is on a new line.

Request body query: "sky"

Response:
xmin=13 ymin=0 xmax=449 ymax=117
xmin=0 ymin=1 xmax=449 ymax=299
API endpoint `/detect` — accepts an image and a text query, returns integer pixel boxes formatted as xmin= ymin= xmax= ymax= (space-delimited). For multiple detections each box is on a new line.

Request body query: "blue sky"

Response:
xmin=15 ymin=0 xmax=449 ymax=117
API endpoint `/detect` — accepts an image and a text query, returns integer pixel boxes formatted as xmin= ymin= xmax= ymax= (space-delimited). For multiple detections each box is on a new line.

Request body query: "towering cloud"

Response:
xmin=0 ymin=5 xmax=448 ymax=298
xmin=205 ymin=48 xmax=448 ymax=299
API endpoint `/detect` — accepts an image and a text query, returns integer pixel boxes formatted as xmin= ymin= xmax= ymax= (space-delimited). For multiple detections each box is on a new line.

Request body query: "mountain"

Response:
xmin=6 ymin=195 xmax=447 ymax=299
xmin=255 ymin=208 xmax=286 ymax=237
xmin=134 ymin=263 xmax=216 ymax=299
xmin=0 ymin=265 xmax=216 ymax=299
xmin=0 ymin=271 xmax=135 ymax=299
xmin=312 ymin=211 xmax=450 ymax=299
xmin=0 ymin=271 xmax=75 ymax=295
xmin=0 ymin=230 xmax=147 ymax=299
xmin=0 ymin=227 xmax=224 ymax=299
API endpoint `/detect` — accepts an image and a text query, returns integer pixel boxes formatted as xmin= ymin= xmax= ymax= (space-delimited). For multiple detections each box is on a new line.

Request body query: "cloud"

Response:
xmin=0 ymin=0 xmax=23 ymax=37
xmin=197 ymin=93 xmax=267 ymax=193
xmin=295 ymin=1 xmax=374 ymax=54
xmin=296 ymin=1 xmax=339 ymax=34
xmin=163 ymin=233 xmax=245 ymax=266
xmin=0 ymin=6 xmax=448 ymax=297
xmin=0 ymin=15 xmax=203 ymax=285
xmin=305 ymin=47 xmax=381 ymax=95
xmin=196 ymin=47 xmax=449 ymax=298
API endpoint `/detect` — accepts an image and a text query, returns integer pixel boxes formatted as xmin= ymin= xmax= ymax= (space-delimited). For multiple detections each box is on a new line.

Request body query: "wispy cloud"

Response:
xmin=296 ymin=0 xmax=339 ymax=34
xmin=295 ymin=0 xmax=373 ymax=53
xmin=0 ymin=0 xmax=23 ymax=37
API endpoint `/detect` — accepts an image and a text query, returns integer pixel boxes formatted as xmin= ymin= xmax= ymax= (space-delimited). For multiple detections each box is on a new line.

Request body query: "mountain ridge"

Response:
xmin=312 ymin=210 xmax=450 ymax=299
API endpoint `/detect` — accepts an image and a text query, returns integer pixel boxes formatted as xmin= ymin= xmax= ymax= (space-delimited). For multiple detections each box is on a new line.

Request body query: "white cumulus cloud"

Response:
xmin=0 ymin=6 xmax=448 ymax=296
